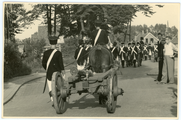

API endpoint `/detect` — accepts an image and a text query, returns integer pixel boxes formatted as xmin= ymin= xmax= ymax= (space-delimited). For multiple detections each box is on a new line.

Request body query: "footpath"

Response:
xmin=3 ymin=73 xmax=46 ymax=105
xmin=146 ymin=58 xmax=178 ymax=97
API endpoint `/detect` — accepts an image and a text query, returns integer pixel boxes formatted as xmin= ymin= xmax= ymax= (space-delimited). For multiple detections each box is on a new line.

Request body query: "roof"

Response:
xmin=172 ymin=35 xmax=178 ymax=44
xmin=144 ymin=32 xmax=159 ymax=41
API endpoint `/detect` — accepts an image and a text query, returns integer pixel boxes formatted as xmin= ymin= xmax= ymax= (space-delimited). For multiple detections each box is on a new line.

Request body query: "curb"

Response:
xmin=3 ymin=76 xmax=45 ymax=105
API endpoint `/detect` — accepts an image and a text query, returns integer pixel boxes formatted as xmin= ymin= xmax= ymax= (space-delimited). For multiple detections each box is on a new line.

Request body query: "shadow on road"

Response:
xmin=170 ymin=106 xmax=177 ymax=117
xmin=67 ymin=94 xmax=121 ymax=110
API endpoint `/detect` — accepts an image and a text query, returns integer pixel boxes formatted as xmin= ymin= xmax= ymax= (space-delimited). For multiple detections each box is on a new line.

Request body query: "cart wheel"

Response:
xmin=99 ymin=95 xmax=107 ymax=105
xmin=52 ymin=72 xmax=67 ymax=114
xmin=107 ymin=74 xmax=117 ymax=113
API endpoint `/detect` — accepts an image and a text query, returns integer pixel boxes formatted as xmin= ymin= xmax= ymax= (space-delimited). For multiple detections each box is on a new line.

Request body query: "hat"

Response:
xmin=128 ymin=43 xmax=131 ymax=45
xmin=121 ymin=42 xmax=124 ymax=44
xmin=95 ymin=20 xmax=102 ymax=27
xmin=79 ymin=39 xmax=84 ymax=45
xmin=113 ymin=42 xmax=117 ymax=46
xmin=140 ymin=41 xmax=144 ymax=44
xmin=132 ymin=42 xmax=135 ymax=45
xmin=137 ymin=42 xmax=140 ymax=44
xmin=49 ymin=36 xmax=58 ymax=45
xmin=158 ymin=33 xmax=162 ymax=36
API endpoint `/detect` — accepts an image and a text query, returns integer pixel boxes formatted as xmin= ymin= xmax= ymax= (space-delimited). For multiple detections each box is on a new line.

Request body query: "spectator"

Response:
xmin=161 ymin=36 xmax=178 ymax=84
xmin=156 ymin=33 xmax=164 ymax=83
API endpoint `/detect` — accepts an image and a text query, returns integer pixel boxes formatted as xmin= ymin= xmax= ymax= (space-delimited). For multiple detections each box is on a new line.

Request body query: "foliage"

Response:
xmin=4 ymin=41 xmax=31 ymax=80
xmin=22 ymin=38 xmax=46 ymax=73
xmin=130 ymin=24 xmax=178 ymax=39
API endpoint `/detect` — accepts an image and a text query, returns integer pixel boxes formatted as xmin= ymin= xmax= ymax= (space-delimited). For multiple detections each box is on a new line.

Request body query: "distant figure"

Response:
xmin=110 ymin=41 xmax=119 ymax=61
xmin=126 ymin=43 xmax=132 ymax=66
xmin=119 ymin=42 xmax=127 ymax=68
xmin=42 ymin=36 xmax=65 ymax=103
xmin=131 ymin=42 xmax=138 ymax=68
xmin=147 ymin=44 xmax=153 ymax=60
xmin=153 ymin=43 xmax=158 ymax=62
xmin=143 ymin=44 xmax=148 ymax=60
xmin=74 ymin=40 xmax=86 ymax=71
xmin=161 ymin=36 xmax=178 ymax=84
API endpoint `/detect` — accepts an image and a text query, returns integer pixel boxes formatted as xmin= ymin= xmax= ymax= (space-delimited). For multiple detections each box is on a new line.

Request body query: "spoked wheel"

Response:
xmin=106 ymin=74 xmax=118 ymax=113
xmin=52 ymin=72 xmax=67 ymax=114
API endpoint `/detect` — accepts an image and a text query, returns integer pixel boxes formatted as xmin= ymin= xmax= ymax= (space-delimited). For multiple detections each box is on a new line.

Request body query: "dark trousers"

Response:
xmin=157 ymin=58 xmax=164 ymax=81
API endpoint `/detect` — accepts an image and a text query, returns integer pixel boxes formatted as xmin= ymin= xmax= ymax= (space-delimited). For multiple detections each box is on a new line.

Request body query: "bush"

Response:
xmin=4 ymin=41 xmax=32 ymax=81
xmin=23 ymin=38 xmax=46 ymax=73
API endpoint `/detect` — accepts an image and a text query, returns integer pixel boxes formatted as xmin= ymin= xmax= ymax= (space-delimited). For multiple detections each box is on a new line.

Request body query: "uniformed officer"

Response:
xmin=91 ymin=20 xmax=109 ymax=47
xmin=127 ymin=43 xmax=132 ymax=66
xmin=153 ymin=43 xmax=158 ymax=62
xmin=143 ymin=44 xmax=148 ymax=60
xmin=147 ymin=44 xmax=153 ymax=60
xmin=131 ymin=42 xmax=138 ymax=67
xmin=74 ymin=40 xmax=86 ymax=71
xmin=119 ymin=42 xmax=127 ymax=68
xmin=42 ymin=36 xmax=65 ymax=102
xmin=110 ymin=41 xmax=119 ymax=61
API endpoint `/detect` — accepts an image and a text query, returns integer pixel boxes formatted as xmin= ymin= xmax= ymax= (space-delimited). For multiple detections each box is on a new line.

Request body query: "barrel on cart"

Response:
xmin=51 ymin=65 xmax=124 ymax=114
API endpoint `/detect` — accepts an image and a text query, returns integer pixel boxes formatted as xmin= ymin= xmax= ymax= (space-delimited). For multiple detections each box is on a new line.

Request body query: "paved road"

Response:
xmin=3 ymin=60 xmax=177 ymax=118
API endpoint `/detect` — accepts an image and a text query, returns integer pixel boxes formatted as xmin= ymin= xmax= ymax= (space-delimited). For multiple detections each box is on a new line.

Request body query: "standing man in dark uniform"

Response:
xmin=119 ymin=42 xmax=127 ymax=68
xmin=74 ymin=40 xmax=86 ymax=71
xmin=42 ymin=36 xmax=65 ymax=102
xmin=156 ymin=33 xmax=164 ymax=82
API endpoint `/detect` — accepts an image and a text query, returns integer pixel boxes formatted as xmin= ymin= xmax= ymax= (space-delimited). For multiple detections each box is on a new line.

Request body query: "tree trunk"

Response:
xmin=54 ymin=4 xmax=57 ymax=35
xmin=47 ymin=5 xmax=52 ymax=36
xmin=80 ymin=16 xmax=85 ymax=39
xmin=124 ymin=22 xmax=129 ymax=42
xmin=129 ymin=19 xmax=131 ymax=42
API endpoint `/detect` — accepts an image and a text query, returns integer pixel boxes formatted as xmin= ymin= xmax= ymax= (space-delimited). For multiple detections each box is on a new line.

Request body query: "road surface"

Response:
xmin=3 ymin=60 xmax=177 ymax=118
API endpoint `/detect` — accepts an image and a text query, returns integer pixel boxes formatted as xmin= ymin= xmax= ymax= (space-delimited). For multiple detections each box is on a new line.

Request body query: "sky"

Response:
xmin=15 ymin=3 xmax=180 ymax=40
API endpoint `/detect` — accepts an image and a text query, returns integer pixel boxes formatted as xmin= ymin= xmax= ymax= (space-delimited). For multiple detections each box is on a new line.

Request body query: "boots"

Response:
xmin=122 ymin=61 xmax=125 ymax=68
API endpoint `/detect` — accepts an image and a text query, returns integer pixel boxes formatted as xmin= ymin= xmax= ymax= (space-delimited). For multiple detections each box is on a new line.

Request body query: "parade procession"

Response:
xmin=3 ymin=3 xmax=179 ymax=118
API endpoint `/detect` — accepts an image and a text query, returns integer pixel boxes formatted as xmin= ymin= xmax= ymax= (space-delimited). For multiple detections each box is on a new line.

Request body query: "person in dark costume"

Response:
xmin=131 ymin=42 xmax=138 ymax=67
xmin=119 ymin=42 xmax=127 ymax=68
xmin=147 ymin=44 xmax=153 ymax=60
xmin=91 ymin=20 xmax=109 ymax=47
xmin=126 ymin=43 xmax=132 ymax=66
xmin=42 ymin=36 xmax=65 ymax=102
xmin=153 ymin=43 xmax=158 ymax=62
xmin=74 ymin=40 xmax=86 ymax=71
xmin=143 ymin=44 xmax=148 ymax=60
xmin=156 ymin=33 xmax=165 ymax=83
xmin=110 ymin=41 xmax=119 ymax=61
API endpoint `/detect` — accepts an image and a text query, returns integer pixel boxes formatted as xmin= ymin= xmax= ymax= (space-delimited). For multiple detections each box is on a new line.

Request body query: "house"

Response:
xmin=135 ymin=31 xmax=159 ymax=46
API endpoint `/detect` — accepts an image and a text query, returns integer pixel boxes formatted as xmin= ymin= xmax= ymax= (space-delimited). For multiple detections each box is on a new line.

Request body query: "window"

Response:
xmin=150 ymin=38 xmax=153 ymax=43
xmin=146 ymin=38 xmax=148 ymax=43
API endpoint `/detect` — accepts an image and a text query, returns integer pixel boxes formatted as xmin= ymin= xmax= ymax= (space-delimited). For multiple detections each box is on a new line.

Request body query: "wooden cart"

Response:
xmin=51 ymin=66 xmax=124 ymax=114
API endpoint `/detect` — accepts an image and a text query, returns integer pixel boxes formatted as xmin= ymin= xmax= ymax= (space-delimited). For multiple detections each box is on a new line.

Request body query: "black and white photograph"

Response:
xmin=2 ymin=2 xmax=179 ymax=118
